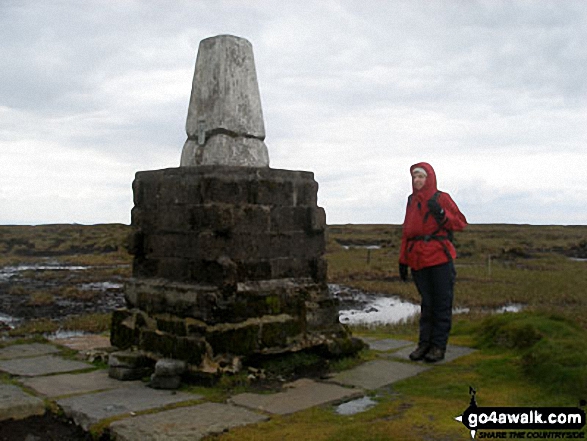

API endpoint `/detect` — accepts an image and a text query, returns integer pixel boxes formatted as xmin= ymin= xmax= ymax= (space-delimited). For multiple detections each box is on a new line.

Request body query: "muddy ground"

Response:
xmin=0 ymin=414 xmax=96 ymax=441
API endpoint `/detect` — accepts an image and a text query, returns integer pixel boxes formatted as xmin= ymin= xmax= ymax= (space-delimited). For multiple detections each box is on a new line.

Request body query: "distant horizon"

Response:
xmin=2 ymin=221 xmax=585 ymax=228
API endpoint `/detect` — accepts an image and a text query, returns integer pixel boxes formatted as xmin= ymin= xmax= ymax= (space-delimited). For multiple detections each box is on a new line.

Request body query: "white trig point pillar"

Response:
xmin=180 ymin=35 xmax=269 ymax=167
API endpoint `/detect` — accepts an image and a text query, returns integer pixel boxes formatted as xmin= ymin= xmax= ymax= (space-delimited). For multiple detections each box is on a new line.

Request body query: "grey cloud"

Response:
xmin=1 ymin=0 xmax=586 ymax=224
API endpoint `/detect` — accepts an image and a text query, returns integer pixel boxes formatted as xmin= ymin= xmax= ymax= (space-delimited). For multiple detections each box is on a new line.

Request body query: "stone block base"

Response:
xmin=113 ymin=165 xmax=363 ymax=373
xmin=111 ymin=277 xmax=360 ymax=373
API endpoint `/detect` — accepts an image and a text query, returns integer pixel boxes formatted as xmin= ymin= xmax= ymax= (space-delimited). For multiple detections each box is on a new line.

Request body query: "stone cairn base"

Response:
xmin=110 ymin=166 xmax=363 ymax=380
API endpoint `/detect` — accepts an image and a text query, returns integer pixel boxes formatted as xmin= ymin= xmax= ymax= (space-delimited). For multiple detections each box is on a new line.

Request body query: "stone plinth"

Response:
xmin=129 ymin=166 xmax=326 ymax=285
xmin=112 ymin=166 xmax=358 ymax=371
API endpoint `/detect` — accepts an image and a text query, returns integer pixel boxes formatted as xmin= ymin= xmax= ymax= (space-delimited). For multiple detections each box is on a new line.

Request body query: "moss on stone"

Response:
xmin=207 ymin=322 xmax=260 ymax=355
xmin=155 ymin=313 xmax=187 ymax=336
xmin=260 ymin=317 xmax=302 ymax=348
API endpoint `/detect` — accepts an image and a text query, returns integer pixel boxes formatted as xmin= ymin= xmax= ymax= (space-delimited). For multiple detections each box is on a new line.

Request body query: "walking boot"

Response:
xmin=409 ymin=344 xmax=430 ymax=361
xmin=424 ymin=346 xmax=445 ymax=363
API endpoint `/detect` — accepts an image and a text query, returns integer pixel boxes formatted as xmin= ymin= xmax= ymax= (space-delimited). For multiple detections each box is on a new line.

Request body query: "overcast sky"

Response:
xmin=1 ymin=0 xmax=586 ymax=226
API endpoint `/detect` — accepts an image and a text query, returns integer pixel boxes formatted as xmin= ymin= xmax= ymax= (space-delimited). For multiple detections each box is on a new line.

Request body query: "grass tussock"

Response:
xmin=473 ymin=312 xmax=587 ymax=399
xmin=7 ymin=313 xmax=112 ymax=337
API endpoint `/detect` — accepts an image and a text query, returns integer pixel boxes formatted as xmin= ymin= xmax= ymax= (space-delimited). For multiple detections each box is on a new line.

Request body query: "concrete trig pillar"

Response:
xmin=180 ymin=35 xmax=269 ymax=167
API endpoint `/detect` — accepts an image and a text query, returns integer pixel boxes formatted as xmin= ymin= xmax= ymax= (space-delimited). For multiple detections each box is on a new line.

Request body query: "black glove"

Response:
xmin=399 ymin=263 xmax=409 ymax=282
xmin=427 ymin=198 xmax=445 ymax=224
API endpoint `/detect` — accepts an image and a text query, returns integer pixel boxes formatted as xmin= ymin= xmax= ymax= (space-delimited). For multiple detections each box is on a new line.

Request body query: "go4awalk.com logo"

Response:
xmin=455 ymin=387 xmax=586 ymax=439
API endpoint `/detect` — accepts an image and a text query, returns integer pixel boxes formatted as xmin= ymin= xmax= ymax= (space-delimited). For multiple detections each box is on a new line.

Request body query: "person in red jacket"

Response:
xmin=399 ymin=162 xmax=467 ymax=362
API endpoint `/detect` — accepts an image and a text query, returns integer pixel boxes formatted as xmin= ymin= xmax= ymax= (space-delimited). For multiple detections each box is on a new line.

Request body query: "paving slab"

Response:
xmin=0 ymin=343 xmax=60 ymax=360
xmin=110 ymin=402 xmax=269 ymax=441
xmin=360 ymin=337 xmax=413 ymax=352
xmin=20 ymin=369 xmax=138 ymax=398
xmin=0 ymin=355 xmax=91 ymax=377
xmin=229 ymin=378 xmax=363 ymax=415
xmin=385 ymin=344 xmax=476 ymax=364
xmin=0 ymin=384 xmax=45 ymax=422
xmin=56 ymin=383 xmax=203 ymax=430
xmin=326 ymin=359 xmax=430 ymax=390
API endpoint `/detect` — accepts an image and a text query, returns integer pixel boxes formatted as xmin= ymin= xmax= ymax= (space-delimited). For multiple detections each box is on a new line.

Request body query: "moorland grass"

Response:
xmin=1 ymin=223 xmax=586 ymax=439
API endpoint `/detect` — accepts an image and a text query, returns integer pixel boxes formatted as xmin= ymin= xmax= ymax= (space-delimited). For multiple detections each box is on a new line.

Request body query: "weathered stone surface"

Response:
xmin=0 ymin=343 xmax=59 ymax=360
xmin=56 ymin=383 xmax=201 ymax=431
xmin=109 ymin=366 xmax=153 ymax=381
xmin=109 ymin=351 xmax=152 ymax=369
xmin=154 ymin=359 xmax=186 ymax=377
xmin=0 ymin=384 xmax=45 ymax=422
xmin=109 ymin=402 xmax=268 ymax=441
xmin=181 ymin=136 xmax=269 ymax=168
xmin=126 ymin=278 xmax=316 ymax=324
xmin=148 ymin=374 xmax=181 ymax=390
xmin=21 ymin=370 xmax=137 ymax=398
xmin=110 ymin=309 xmax=141 ymax=349
xmin=181 ymin=35 xmax=269 ymax=167
xmin=113 ymin=271 xmax=351 ymax=368
xmin=132 ymin=166 xmax=317 ymax=211
xmin=140 ymin=331 xmax=206 ymax=365
xmin=229 ymin=378 xmax=362 ymax=415
xmin=0 ymin=355 xmax=91 ymax=377
xmin=326 ymin=359 xmax=430 ymax=390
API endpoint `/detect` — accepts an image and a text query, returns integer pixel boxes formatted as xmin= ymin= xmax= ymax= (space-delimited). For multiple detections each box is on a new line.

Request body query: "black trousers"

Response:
xmin=411 ymin=261 xmax=456 ymax=351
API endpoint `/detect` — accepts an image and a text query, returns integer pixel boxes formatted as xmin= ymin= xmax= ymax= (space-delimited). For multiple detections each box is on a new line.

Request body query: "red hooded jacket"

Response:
xmin=399 ymin=162 xmax=467 ymax=271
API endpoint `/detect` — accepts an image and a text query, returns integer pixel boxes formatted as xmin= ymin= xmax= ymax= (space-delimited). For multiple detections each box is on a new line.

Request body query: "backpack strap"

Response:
xmin=423 ymin=191 xmax=442 ymax=224
xmin=410 ymin=191 xmax=454 ymax=262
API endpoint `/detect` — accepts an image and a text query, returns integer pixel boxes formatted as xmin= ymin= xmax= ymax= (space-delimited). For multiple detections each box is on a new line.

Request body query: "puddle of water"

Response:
xmin=46 ymin=329 xmax=89 ymax=340
xmin=335 ymin=396 xmax=377 ymax=415
xmin=0 ymin=263 xmax=89 ymax=281
xmin=0 ymin=313 xmax=19 ymax=329
xmin=339 ymin=296 xmax=420 ymax=325
xmin=332 ymin=284 xmax=525 ymax=326
xmin=342 ymin=245 xmax=382 ymax=250
xmin=495 ymin=303 xmax=524 ymax=313
xmin=79 ymin=282 xmax=123 ymax=291
xmin=569 ymin=257 xmax=587 ymax=262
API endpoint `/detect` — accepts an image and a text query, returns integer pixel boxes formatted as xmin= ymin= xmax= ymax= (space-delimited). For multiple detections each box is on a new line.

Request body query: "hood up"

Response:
xmin=410 ymin=162 xmax=438 ymax=202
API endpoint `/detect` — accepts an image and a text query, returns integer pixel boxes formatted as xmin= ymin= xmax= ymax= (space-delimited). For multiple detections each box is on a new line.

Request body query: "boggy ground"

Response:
xmin=0 ymin=224 xmax=131 ymax=334
xmin=0 ymin=260 xmax=127 ymax=325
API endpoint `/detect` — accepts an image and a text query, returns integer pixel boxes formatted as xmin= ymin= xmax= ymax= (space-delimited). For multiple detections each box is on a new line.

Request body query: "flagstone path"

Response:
xmin=0 ymin=337 xmax=475 ymax=440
